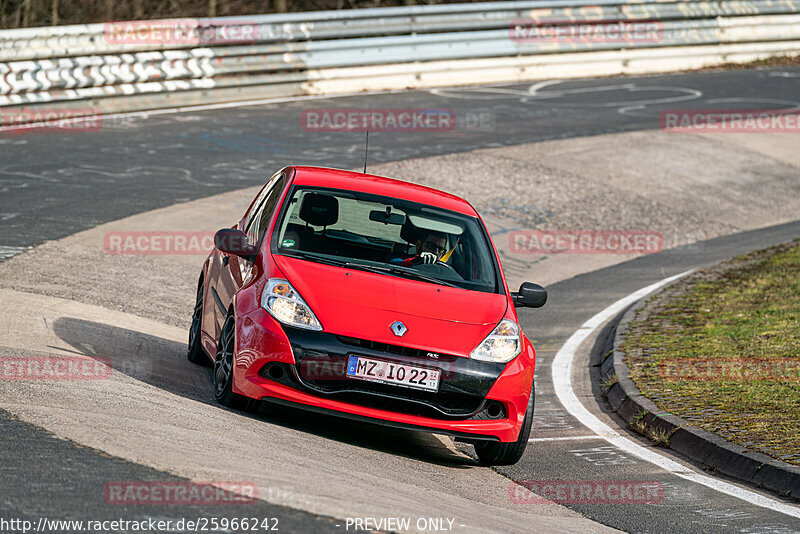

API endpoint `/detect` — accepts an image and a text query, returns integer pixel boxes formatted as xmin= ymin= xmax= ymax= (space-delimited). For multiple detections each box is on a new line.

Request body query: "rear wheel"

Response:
xmin=187 ymin=279 xmax=210 ymax=366
xmin=475 ymin=386 xmax=534 ymax=466
xmin=213 ymin=312 xmax=256 ymax=411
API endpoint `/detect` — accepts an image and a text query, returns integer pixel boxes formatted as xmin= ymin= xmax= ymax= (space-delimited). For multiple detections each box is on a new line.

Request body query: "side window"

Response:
xmin=243 ymin=186 xmax=270 ymax=233
xmin=254 ymin=174 xmax=287 ymax=244
xmin=243 ymin=171 xmax=282 ymax=233
xmin=247 ymin=174 xmax=286 ymax=246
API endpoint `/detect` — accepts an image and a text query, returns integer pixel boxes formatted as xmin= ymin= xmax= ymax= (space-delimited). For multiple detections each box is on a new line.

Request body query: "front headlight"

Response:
xmin=261 ymin=278 xmax=322 ymax=331
xmin=470 ymin=319 xmax=521 ymax=363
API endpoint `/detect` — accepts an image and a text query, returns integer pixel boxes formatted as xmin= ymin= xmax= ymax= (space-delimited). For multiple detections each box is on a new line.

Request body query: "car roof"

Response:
xmin=288 ymin=166 xmax=478 ymax=217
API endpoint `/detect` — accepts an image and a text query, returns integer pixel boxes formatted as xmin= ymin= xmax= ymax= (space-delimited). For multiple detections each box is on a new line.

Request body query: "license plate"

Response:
xmin=346 ymin=355 xmax=440 ymax=392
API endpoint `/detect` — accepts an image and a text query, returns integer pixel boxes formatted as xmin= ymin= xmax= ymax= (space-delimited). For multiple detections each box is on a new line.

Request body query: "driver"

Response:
xmin=393 ymin=230 xmax=447 ymax=266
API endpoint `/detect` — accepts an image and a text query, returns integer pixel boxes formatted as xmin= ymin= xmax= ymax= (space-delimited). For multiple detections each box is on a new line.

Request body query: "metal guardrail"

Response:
xmin=0 ymin=0 xmax=798 ymax=121
xmin=3 ymin=0 xmax=799 ymax=61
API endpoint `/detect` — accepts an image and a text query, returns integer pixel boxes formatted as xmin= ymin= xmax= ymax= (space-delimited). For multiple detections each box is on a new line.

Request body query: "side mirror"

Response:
xmin=511 ymin=282 xmax=547 ymax=308
xmin=215 ymin=228 xmax=257 ymax=260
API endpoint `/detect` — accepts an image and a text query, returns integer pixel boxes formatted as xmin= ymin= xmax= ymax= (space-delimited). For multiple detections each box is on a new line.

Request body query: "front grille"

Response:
xmin=270 ymin=329 xmax=507 ymax=421
xmin=336 ymin=336 xmax=436 ymax=359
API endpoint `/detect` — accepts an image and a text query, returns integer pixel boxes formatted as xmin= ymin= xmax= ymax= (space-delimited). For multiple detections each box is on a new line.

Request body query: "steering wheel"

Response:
xmin=407 ymin=255 xmax=458 ymax=272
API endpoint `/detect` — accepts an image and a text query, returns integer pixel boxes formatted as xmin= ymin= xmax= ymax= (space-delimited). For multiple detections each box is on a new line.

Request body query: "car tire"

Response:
xmin=213 ymin=312 xmax=256 ymax=412
xmin=187 ymin=278 xmax=210 ymax=366
xmin=475 ymin=386 xmax=534 ymax=466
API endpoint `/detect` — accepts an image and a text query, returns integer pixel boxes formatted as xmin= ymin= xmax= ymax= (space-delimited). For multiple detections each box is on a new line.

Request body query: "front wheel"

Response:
xmin=475 ymin=386 xmax=534 ymax=466
xmin=213 ymin=312 xmax=256 ymax=412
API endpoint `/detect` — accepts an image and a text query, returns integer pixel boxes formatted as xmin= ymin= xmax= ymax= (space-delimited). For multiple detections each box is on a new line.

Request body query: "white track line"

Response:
xmin=0 ymin=245 xmax=25 ymax=261
xmin=0 ymin=79 xmax=592 ymax=133
xmin=529 ymin=435 xmax=603 ymax=442
xmin=552 ymin=270 xmax=800 ymax=518
xmin=0 ymin=90 xmax=383 ymax=133
xmin=1 ymin=79 xmax=535 ymax=133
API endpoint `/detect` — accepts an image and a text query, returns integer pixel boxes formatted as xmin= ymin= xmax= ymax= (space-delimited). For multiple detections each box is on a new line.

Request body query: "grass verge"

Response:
xmin=621 ymin=240 xmax=800 ymax=465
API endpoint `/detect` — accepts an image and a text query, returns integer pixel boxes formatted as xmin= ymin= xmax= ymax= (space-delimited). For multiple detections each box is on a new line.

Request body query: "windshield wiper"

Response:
xmin=346 ymin=262 xmax=459 ymax=288
xmin=387 ymin=265 xmax=460 ymax=288
xmin=285 ymin=251 xmax=459 ymax=288
xmin=283 ymin=250 xmax=348 ymax=267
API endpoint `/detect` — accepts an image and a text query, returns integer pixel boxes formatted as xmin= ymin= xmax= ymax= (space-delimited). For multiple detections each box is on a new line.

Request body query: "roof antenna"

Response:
xmin=362 ymin=130 xmax=369 ymax=174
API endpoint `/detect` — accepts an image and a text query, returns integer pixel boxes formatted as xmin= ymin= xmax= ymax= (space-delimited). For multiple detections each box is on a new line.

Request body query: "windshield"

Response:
xmin=273 ymin=186 xmax=500 ymax=293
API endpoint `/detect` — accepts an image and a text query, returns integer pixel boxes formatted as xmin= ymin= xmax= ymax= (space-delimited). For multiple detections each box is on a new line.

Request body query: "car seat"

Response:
xmin=295 ymin=193 xmax=339 ymax=254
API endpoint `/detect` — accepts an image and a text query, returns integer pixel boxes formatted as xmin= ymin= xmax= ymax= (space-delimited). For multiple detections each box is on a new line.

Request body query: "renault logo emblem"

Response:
xmin=390 ymin=321 xmax=407 ymax=337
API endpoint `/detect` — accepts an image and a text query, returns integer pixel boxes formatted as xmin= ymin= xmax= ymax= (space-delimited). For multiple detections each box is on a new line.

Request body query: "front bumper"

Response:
xmin=233 ymin=308 xmax=534 ymax=442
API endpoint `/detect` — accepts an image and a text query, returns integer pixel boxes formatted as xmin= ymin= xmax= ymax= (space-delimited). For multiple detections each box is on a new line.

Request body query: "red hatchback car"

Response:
xmin=188 ymin=166 xmax=547 ymax=465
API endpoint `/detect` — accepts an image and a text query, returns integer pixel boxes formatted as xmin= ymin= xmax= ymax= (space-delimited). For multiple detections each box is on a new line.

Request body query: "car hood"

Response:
xmin=274 ymin=255 xmax=508 ymax=357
